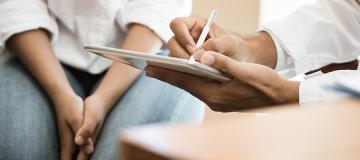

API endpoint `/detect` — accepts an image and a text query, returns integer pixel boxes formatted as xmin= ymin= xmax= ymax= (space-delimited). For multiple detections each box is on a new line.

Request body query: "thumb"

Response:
xmin=75 ymin=118 xmax=97 ymax=146
xmin=200 ymin=51 xmax=253 ymax=80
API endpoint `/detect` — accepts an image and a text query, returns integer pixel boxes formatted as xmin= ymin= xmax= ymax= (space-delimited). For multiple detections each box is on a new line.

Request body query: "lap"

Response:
xmin=0 ymin=55 xmax=204 ymax=160
xmin=0 ymin=55 xmax=84 ymax=160
xmin=92 ymin=74 xmax=204 ymax=160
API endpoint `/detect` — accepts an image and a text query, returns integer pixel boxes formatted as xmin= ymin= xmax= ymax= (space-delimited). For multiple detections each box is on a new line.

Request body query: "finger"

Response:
xmin=76 ymin=150 xmax=89 ymax=160
xmin=200 ymin=36 xmax=239 ymax=57
xmin=168 ymin=37 xmax=191 ymax=59
xmin=75 ymin=118 xmax=97 ymax=146
xmin=84 ymin=138 xmax=94 ymax=154
xmin=91 ymin=125 xmax=102 ymax=144
xmin=77 ymin=139 xmax=94 ymax=159
xmin=201 ymin=51 xmax=283 ymax=99
xmin=60 ymin=125 xmax=76 ymax=160
xmin=170 ymin=17 xmax=201 ymax=53
xmin=192 ymin=48 xmax=206 ymax=61
xmin=199 ymin=51 xmax=254 ymax=80
xmin=145 ymin=66 xmax=216 ymax=97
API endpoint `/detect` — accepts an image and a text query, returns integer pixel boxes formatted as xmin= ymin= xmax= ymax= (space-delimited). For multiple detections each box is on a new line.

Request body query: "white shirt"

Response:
xmin=0 ymin=0 xmax=191 ymax=74
xmin=261 ymin=0 xmax=360 ymax=103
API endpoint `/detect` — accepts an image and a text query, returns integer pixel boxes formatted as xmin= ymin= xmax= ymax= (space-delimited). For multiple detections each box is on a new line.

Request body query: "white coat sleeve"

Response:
xmin=261 ymin=0 xmax=360 ymax=77
xmin=0 ymin=0 xmax=58 ymax=54
xmin=116 ymin=0 xmax=192 ymax=43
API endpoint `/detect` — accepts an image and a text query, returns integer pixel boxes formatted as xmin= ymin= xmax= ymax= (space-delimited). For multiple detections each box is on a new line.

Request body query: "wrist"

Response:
xmin=51 ymin=91 xmax=83 ymax=114
xmin=276 ymin=80 xmax=300 ymax=104
xmin=85 ymin=95 xmax=109 ymax=117
xmin=246 ymin=32 xmax=277 ymax=68
xmin=50 ymin=87 xmax=79 ymax=105
xmin=43 ymin=79 xmax=74 ymax=100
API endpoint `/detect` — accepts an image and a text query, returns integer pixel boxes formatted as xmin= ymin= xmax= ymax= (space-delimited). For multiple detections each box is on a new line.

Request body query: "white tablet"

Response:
xmin=84 ymin=45 xmax=231 ymax=82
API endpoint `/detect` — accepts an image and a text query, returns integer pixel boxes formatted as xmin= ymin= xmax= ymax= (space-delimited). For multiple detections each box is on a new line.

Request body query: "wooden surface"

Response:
xmin=120 ymin=99 xmax=360 ymax=160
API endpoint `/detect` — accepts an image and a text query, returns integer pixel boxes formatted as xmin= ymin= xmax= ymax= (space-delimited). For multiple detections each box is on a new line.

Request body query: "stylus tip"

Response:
xmin=188 ymin=56 xmax=196 ymax=64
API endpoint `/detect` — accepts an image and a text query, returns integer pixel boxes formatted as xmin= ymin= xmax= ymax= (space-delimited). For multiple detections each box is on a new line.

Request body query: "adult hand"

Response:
xmin=145 ymin=51 xmax=299 ymax=112
xmin=168 ymin=16 xmax=277 ymax=68
xmin=168 ymin=16 xmax=228 ymax=58
xmin=75 ymin=95 xmax=108 ymax=159
xmin=52 ymin=92 xmax=84 ymax=160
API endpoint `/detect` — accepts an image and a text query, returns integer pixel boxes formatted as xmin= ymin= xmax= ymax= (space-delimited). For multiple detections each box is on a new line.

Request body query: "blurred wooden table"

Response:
xmin=120 ymin=99 xmax=360 ymax=160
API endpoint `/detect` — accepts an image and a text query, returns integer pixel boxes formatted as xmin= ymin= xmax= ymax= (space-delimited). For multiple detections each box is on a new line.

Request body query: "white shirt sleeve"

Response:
xmin=116 ymin=0 xmax=192 ymax=43
xmin=0 ymin=0 xmax=58 ymax=53
xmin=261 ymin=0 xmax=360 ymax=75
xmin=259 ymin=27 xmax=297 ymax=78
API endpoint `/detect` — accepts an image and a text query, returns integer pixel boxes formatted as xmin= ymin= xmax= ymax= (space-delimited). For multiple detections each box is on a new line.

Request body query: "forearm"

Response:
xmin=6 ymin=29 xmax=75 ymax=101
xmin=245 ymin=32 xmax=278 ymax=69
xmin=90 ymin=24 xmax=162 ymax=111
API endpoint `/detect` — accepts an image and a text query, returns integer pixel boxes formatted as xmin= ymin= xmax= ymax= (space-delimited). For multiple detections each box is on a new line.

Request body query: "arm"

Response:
xmin=261 ymin=0 xmax=360 ymax=76
xmin=1 ymin=1 xmax=85 ymax=159
xmin=7 ymin=30 xmax=74 ymax=100
xmin=75 ymin=24 xmax=162 ymax=151
xmin=82 ymin=0 xmax=191 ymax=117
xmin=89 ymin=24 xmax=162 ymax=115
xmin=74 ymin=0 xmax=190 ymax=153
xmin=7 ymin=29 xmax=84 ymax=160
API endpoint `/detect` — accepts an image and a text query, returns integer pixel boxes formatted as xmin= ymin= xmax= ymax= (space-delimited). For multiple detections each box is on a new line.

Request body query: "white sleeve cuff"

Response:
xmin=258 ymin=27 xmax=296 ymax=78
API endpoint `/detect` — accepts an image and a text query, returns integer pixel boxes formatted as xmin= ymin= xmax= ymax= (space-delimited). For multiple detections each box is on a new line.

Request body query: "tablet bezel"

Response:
xmin=84 ymin=45 xmax=231 ymax=82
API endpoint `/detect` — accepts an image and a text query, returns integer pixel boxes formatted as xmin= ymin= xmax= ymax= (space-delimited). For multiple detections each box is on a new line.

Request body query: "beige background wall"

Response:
xmin=192 ymin=0 xmax=260 ymax=122
xmin=192 ymin=0 xmax=260 ymax=34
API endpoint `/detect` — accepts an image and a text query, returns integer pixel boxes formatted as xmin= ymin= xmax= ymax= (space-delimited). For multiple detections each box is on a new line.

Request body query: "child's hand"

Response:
xmin=52 ymin=92 xmax=84 ymax=160
xmin=75 ymin=95 xmax=108 ymax=158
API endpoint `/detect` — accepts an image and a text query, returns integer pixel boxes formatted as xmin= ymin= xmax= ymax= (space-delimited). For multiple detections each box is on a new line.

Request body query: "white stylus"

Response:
xmin=188 ymin=10 xmax=218 ymax=64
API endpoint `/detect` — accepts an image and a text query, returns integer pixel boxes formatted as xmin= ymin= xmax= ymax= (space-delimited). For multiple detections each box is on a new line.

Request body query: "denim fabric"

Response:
xmin=0 ymin=55 xmax=204 ymax=160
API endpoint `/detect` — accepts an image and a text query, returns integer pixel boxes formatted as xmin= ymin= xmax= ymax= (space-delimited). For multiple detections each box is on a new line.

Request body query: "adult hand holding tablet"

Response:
xmin=143 ymin=14 xmax=300 ymax=112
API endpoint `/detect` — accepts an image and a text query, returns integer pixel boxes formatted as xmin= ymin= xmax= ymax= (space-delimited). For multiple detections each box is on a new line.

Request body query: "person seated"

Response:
xmin=0 ymin=0 xmax=203 ymax=159
xmin=145 ymin=0 xmax=360 ymax=112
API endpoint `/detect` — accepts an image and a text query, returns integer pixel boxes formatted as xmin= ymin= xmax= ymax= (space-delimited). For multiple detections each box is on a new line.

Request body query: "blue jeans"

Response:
xmin=0 ymin=55 xmax=204 ymax=160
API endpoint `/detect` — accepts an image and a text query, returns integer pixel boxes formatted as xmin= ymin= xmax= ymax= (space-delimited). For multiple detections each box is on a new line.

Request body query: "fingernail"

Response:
xmin=75 ymin=136 xmax=85 ymax=145
xmin=201 ymin=53 xmax=215 ymax=65
xmin=185 ymin=44 xmax=196 ymax=53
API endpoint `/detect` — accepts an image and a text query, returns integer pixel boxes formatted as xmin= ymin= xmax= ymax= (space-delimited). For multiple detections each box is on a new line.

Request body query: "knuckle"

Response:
xmin=206 ymin=37 xmax=217 ymax=45
xmin=216 ymin=57 xmax=229 ymax=72
xmin=204 ymin=38 xmax=220 ymax=51
xmin=226 ymin=35 xmax=238 ymax=48
xmin=213 ymin=41 xmax=224 ymax=52
xmin=170 ymin=17 xmax=182 ymax=30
